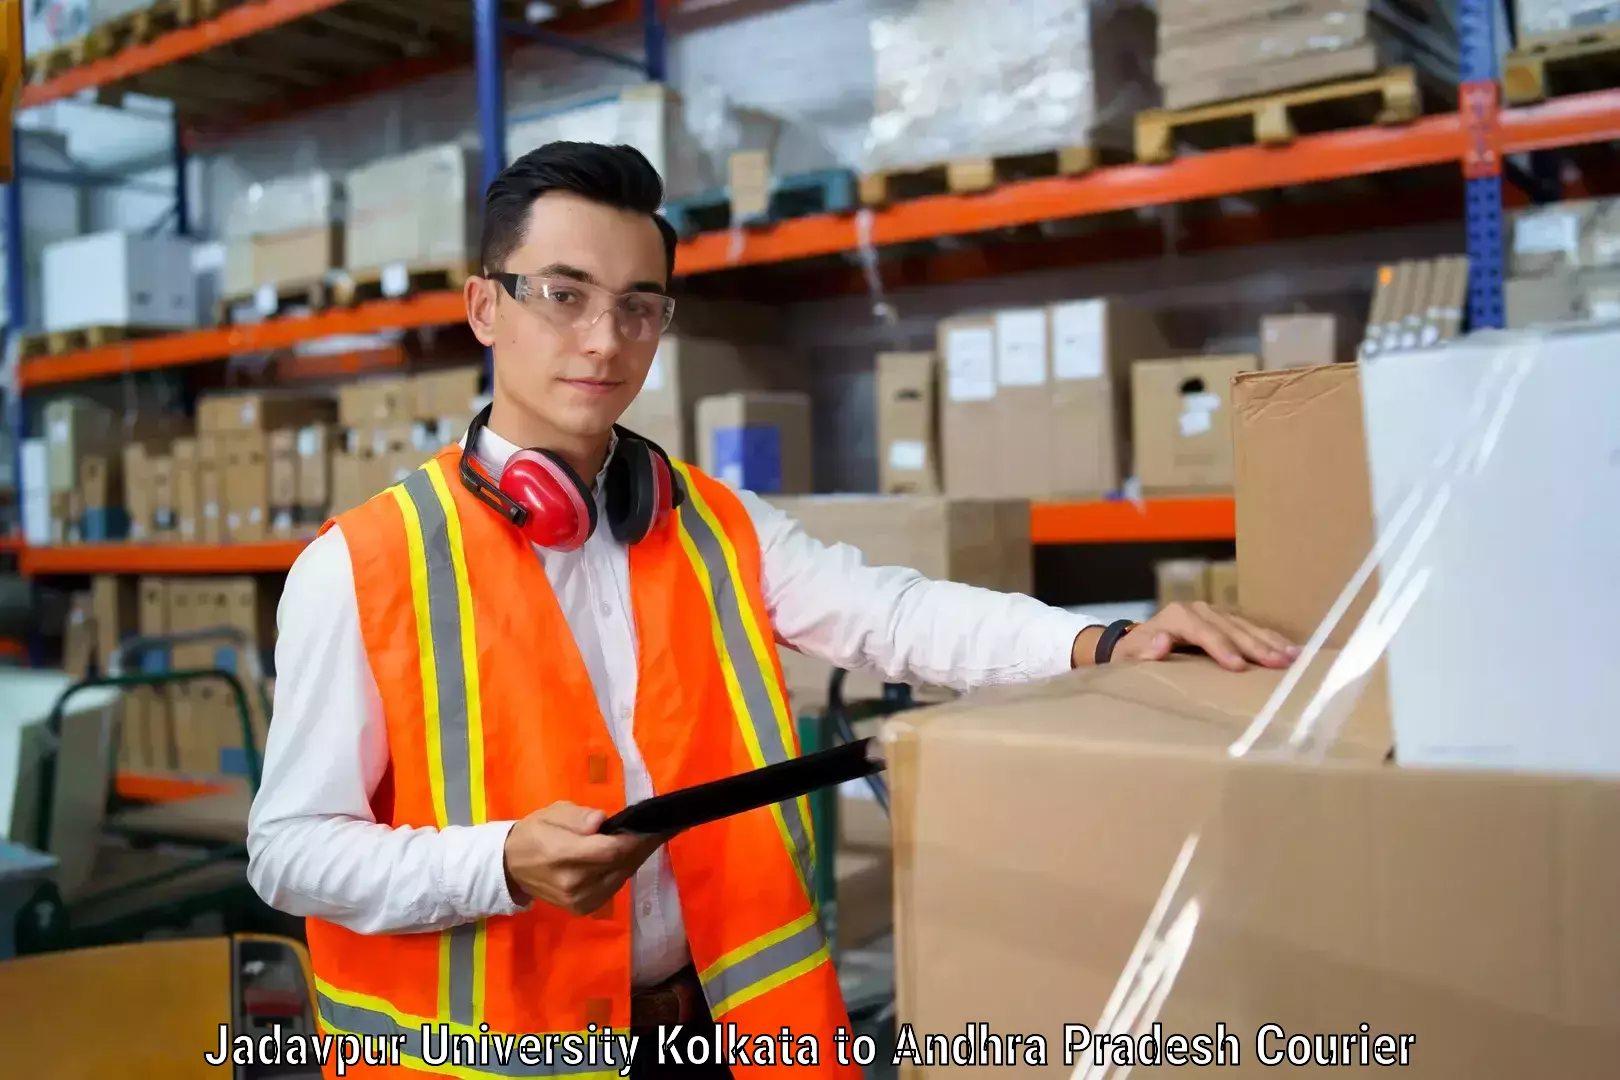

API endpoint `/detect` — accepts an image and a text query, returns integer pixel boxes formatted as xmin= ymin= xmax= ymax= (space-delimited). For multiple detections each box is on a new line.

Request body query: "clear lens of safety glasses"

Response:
xmin=499 ymin=273 xmax=675 ymax=342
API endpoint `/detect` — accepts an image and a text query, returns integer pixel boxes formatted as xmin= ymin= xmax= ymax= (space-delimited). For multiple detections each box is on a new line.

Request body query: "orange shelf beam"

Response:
xmin=115 ymin=771 xmax=234 ymax=803
xmin=17 ymin=291 xmax=466 ymax=389
xmin=1030 ymin=497 xmax=1235 ymax=546
xmin=675 ymin=114 xmax=1469 ymax=276
xmin=21 ymin=540 xmax=310 ymax=575
xmin=19 ymin=0 xmax=351 ymax=109
xmin=1500 ymin=87 xmax=1620 ymax=153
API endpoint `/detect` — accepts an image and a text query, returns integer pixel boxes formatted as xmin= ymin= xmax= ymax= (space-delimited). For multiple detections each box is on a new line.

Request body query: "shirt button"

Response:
xmin=641 ymin=901 xmax=652 ymax=916
xmin=619 ymin=705 xmax=632 ymax=721
xmin=600 ymin=602 xmax=611 ymax=617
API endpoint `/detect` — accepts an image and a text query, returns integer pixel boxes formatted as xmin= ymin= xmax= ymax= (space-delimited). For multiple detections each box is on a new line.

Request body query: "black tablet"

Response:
xmin=598 ymin=738 xmax=884 ymax=836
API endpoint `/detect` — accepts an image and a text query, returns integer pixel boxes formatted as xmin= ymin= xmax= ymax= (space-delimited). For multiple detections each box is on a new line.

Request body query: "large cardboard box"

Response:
xmin=937 ymin=316 xmax=998 ymax=496
xmin=694 ymin=392 xmax=813 ymax=495
xmin=1260 ymin=313 xmax=1339 ymax=369
xmin=1132 ymin=355 xmax=1254 ymax=493
xmin=886 ymin=654 xmax=1620 ymax=1078
xmin=1232 ymin=364 xmax=1374 ymax=645
xmin=197 ymin=392 xmax=336 ymax=435
xmin=876 ymin=352 xmax=939 ymax=495
xmin=344 ymin=142 xmax=481 ymax=274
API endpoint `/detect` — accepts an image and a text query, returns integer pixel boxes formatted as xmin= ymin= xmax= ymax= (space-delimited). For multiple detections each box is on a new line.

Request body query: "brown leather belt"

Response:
xmin=631 ymin=964 xmax=705 ymax=1028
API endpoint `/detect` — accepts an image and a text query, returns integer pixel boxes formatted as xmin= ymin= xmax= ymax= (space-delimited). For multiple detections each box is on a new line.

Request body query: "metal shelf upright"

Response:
xmin=1460 ymin=0 xmax=1506 ymax=332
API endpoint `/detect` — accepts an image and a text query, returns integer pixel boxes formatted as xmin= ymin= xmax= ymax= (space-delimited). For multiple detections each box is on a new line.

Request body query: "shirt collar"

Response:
xmin=460 ymin=423 xmax=618 ymax=495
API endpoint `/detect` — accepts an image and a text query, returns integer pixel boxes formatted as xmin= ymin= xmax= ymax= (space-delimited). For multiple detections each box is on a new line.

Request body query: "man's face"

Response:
xmin=468 ymin=191 xmax=669 ymax=441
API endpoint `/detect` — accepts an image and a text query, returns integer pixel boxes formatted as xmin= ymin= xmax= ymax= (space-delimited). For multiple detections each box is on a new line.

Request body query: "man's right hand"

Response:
xmin=501 ymin=801 xmax=665 ymax=917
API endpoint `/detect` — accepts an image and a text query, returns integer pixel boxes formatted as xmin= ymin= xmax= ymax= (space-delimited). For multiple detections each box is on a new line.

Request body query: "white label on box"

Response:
xmin=645 ymin=345 xmax=667 ymax=392
xmin=1179 ymin=391 xmax=1220 ymax=438
xmin=205 ymin=503 xmax=219 ymax=520
xmin=48 ymin=418 xmax=69 ymax=444
xmin=993 ymin=309 xmax=1048 ymax=387
xmin=1514 ymin=211 xmax=1579 ymax=258
xmin=381 ymin=263 xmax=410 ymax=298
xmin=254 ymin=284 xmax=278 ymax=317
xmin=249 ymin=507 xmax=263 ymax=525
xmin=887 ymin=440 xmax=928 ymax=471
xmin=392 ymin=466 xmax=413 ymax=483
xmin=296 ymin=427 xmax=319 ymax=457
xmin=944 ymin=325 xmax=996 ymax=402
xmin=227 ymin=512 xmax=241 ymax=529
xmin=241 ymin=400 xmax=257 ymax=426
xmin=372 ymin=430 xmax=388 ymax=456
xmin=719 ymin=462 xmax=744 ymax=489
xmin=1052 ymin=300 xmax=1106 ymax=381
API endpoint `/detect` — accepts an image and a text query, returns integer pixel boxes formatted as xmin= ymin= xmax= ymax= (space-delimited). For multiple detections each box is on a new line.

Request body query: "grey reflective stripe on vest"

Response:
xmin=675 ymin=497 xmax=816 ymax=891
xmin=316 ymin=995 xmax=624 ymax=1077
xmin=700 ymin=916 xmax=828 ymax=1013
xmin=400 ymin=467 xmax=480 ymax=1029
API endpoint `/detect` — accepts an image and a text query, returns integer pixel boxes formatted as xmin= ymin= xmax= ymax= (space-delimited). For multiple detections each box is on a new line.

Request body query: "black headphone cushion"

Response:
xmin=604 ymin=439 xmax=656 ymax=544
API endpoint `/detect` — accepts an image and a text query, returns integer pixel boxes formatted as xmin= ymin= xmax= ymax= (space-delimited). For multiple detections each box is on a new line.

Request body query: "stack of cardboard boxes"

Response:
xmin=883 ymin=358 xmax=1620 ymax=1071
xmin=1516 ymin=0 xmax=1620 ymax=44
xmin=1505 ymin=197 xmax=1620 ymax=329
xmin=1152 ymin=0 xmax=1453 ymax=111
xmin=329 ymin=368 xmax=484 ymax=516
xmin=221 ymin=172 xmax=345 ymax=309
xmin=881 ymin=301 xmax=1344 ymax=505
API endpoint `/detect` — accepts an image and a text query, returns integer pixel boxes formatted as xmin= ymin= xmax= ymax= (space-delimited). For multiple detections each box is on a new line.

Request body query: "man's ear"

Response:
xmin=464 ymin=275 xmax=498 ymax=347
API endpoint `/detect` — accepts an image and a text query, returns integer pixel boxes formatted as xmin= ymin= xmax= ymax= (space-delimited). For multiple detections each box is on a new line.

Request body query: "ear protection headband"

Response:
xmin=458 ymin=403 xmax=684 ymax=551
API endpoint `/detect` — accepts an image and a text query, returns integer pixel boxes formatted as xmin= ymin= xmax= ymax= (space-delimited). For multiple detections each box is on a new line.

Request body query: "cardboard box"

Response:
xmin=886 ymin=653 xmax=1618 ymax=1079
xmin=414 ymin=367 xmax=483 ymax=425
xmin=130 ymin=577 xmax=172 ymax=771
xmin=619 ymin=336 xmax=792 ymax=461
xmin=1517 ymin=0 xmax=1620 ymax=44
xmin=149 ymin=456 xmax=176 ymax=538
xmin=1047 ymin=298 xmax=1172 ymax=498
xmin=63 ymin=591 xmax=95 ymax=681
xmin=198 ymin=435 xmax=226 ymax=545
xmin=1132 ymin=355 xmax=1254 ymax=493
xmin=694 ymin=392 xmax=813 ymax=494
xmin=197 ymin=392 xmax=336 ymax=435
xmin=1505 ymin=267 xmax=1620 ymax=328
xmin=223 ymin=433 xmax=270 ymax=543
xmin=42 ymin=231 xmax=197 ymax=333
xmin=761 ymin=494 xmax=1030 ymax=711
xmin=344 ymin=142 xmax=481 ymax=275
xmin=1260 ymin=313 xmax=1339 ymax=369
xmin=937 ymin=316 xmax=999 ymax=497
xmin=268 ymin=429 xmax=300 ymax=538
xmin=43 ymin=397 xmax=117 ymax=494
xmin=876 ymin=352 xmax=939 ymax=495
xmin=338 ymin=378 xmax=413 ymax=429
xmin=1232 ymin=364 xmax=1374 ymax=645
xmin=1508 ymin=196 xmax=1620 ymax=278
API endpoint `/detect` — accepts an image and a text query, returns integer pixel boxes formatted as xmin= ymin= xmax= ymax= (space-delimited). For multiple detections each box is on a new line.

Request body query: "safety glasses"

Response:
xmin=488 ymin=272 xmax=676 ymax=342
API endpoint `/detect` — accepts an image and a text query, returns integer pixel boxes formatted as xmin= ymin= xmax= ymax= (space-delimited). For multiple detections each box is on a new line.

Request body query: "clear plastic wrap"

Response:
xmin=222 ymin=172 xmax=342 ymax=240
xmin=884 ymin=325 xmax=1620 ymax=1078
xmin=860 ymin=0 xmax=1156 ymax=173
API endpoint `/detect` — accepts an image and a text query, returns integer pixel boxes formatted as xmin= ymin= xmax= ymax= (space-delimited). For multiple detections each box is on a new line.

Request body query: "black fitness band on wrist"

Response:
xmin=1094 ymin=619 xmax=1137 ymax=665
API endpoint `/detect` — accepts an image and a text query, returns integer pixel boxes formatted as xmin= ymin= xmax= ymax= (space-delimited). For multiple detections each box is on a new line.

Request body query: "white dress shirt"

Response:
xmin=246 ymin=424 xmax=1099 ymax=988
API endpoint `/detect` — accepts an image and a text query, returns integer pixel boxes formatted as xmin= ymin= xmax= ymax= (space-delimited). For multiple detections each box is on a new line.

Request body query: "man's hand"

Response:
xmin=502 ymin=801 xmax=666 ymax=917
xmin=1073 ymin=602 xmax=1299 ymax=672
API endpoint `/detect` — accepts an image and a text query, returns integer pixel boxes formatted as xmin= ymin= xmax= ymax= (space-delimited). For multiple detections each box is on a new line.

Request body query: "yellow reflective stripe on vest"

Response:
xmin=316 ymin=981 xmax=623 ymax=1079
xmin=699 ymin=911 xmax=832 ymax=1018
xmin=669 ymin=463 xmax=817 ymax=896
xmin=390 ymin=460 xmax=491 ymax=1032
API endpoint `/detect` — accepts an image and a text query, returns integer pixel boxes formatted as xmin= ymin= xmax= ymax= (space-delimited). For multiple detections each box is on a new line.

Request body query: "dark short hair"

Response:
xmin=479 ymin=141 xmax=678 ymax=281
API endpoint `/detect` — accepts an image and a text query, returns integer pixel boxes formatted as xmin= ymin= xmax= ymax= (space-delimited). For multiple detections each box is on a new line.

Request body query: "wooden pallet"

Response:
xmin=663 ymin=168 xmax=859 ymax=238
xmin=18 ymin=325 xmax=174 ymax=360
xmin=22 ymin=0 xmax=231 ymax=84
xmin=216 ymin=278 xmax=333 ymax=325
xmin=1134 ymin=66 xmax=1423 ymax=165
xmin=1504 ymin=24 xmax=1620 ymax=106
xmin=858 ymin=147 xmax=1106 ymax=207
xmin=333 ymin=260 xmax=473 ymax=307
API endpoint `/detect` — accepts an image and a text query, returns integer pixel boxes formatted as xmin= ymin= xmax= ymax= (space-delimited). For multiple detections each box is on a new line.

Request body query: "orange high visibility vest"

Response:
xmin=302 ymin=445 xmax=861 ymax=1079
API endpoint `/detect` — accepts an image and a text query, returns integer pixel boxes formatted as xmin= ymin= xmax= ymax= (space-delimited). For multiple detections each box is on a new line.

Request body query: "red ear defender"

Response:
xmin=500 ymin=449 xmax=596 ymax=551
xmin=647 ymin=448 xmax=674 ymax=533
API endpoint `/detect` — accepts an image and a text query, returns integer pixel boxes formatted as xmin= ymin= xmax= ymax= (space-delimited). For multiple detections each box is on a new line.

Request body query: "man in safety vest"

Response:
xmin=247 ymin=141 xmax=1296 ymax=1079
